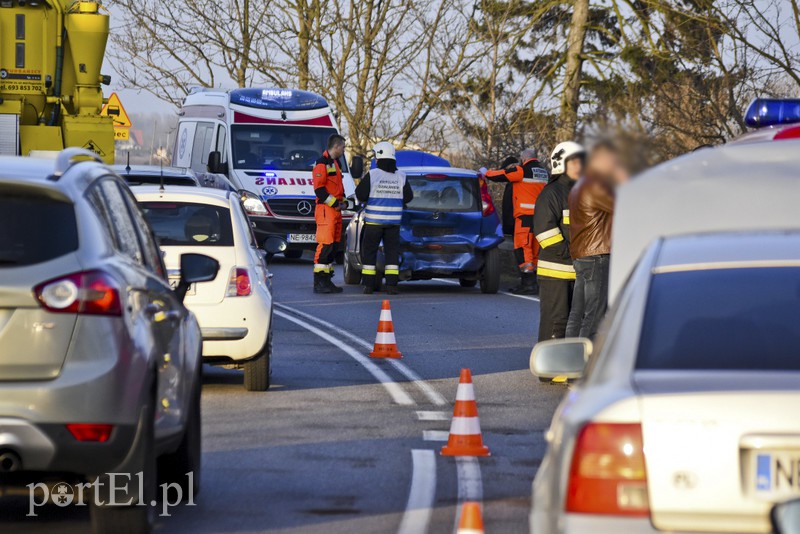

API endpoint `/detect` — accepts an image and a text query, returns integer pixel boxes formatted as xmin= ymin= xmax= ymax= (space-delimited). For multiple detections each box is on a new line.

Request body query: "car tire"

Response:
xmin=90 ymin=390 xmax=157 ymax=534
xmin=244 ymin=333 xmax=271 ymax=392
xmin=157 ymin=368 xmax=201 ymax=498
xmin=459 ymin=278 xmax=478 ymax=288
xmin=283 ymin=249 xmax=303 ymax=260
xmin=343 ymin=255 xmax=361 ymax=285
xmin=480 ymin=248 xmax=500 ymax=294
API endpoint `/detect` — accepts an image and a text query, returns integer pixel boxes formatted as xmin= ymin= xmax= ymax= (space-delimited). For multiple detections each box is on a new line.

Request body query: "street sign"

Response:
xmin=101 ymin=92 xmax=132 ymax=128
xmin=114 ymin=129 xmax=130 ymax=141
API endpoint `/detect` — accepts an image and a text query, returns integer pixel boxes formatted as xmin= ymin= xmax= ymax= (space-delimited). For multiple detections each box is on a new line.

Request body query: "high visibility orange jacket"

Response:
xmin=313 ymin=151 xmax=345 ymax=207
xmin=484 ymin=158 xmax=549 ymax=218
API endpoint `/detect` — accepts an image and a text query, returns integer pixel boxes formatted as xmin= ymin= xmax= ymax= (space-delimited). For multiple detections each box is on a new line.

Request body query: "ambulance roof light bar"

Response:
xmin=229 ymin=88 xmax=329 ymax=111
xmin=745 ymin=98 xmax=800 ymax=128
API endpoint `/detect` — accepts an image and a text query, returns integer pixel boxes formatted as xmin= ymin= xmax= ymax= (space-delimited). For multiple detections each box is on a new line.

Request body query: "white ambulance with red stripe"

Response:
xmin=173 ymin=87 xmax=359 ymax=259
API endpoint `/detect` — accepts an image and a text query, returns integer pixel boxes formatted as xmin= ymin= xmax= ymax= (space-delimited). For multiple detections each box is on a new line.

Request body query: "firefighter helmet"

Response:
xmin=550 ymin=141 xmax=585 ymax=175
xmin=373 ymin=141 xmax=396 ymax=160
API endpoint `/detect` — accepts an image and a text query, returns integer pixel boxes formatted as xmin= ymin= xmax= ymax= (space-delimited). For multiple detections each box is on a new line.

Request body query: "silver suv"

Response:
xmin=0 ymin=149 xmax=219 ymax=533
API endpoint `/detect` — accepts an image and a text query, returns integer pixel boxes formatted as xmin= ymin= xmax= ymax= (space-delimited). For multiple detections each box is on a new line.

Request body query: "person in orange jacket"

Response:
xmin=481 ymin=149 xmax=549 ymax=294
xmin=312 ymin=134 xmax=353 ymax=294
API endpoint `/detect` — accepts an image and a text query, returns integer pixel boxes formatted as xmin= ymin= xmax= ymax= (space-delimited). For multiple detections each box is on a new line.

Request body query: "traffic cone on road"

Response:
xmin=441 ymin=368 xmax=490 ymax=456
xmin=369 ymin=300 xmax=402 ymax=359
xmin=457 ymin=502 xmax=485 ymax=534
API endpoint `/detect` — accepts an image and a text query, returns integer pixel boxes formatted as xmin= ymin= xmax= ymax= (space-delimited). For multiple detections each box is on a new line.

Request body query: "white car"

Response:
xmin=133 ymin=186 xmax=274 ymax=391
xmin=529 ymin=231 xmax=800 ymax=534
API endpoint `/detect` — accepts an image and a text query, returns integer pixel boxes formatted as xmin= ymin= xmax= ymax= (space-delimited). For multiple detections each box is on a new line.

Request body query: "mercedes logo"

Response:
xmin=297 ymin=200 xmax=313 ymax=215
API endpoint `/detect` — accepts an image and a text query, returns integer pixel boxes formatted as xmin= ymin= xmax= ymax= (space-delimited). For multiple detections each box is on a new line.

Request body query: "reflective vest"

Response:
xmin=364 ymin=168 xmax=406 ymax=225
xmin=312 ymin=151 xmax=344 ymax=206
xmin=484 ymin=159 xmax=549 ymax=218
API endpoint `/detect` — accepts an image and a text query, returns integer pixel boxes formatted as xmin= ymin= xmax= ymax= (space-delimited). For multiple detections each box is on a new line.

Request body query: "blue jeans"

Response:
xmin=565 ymin=254 xmax=609 ymax=339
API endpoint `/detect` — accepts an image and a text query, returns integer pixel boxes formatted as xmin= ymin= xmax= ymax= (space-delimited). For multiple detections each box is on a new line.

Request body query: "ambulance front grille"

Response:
xmin=0 ymin=115 xmax=19 ymax=156
xmin=266 ymin=198 xmax=316 ymax=218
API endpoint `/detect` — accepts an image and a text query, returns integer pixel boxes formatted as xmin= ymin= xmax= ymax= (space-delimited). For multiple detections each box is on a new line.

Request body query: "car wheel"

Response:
xmin=480 ymin=248 xmax=500 ymax=294
xmin=244 ymin=333 xmax=271 ymax=392
xmin=459 ymin=278 xmax=477 ymax=288
xmin=91 ymin=390 xmax=157 ymax=534
xmin=157 ymin=369 xmax=201 ymax=498
xmin=283 ymin=249 xmax=303 ymax=260
xmin=335 ymin=250 xmax=345 ymax=265
xmin=343 ymin=255 xmax=361 ymax=285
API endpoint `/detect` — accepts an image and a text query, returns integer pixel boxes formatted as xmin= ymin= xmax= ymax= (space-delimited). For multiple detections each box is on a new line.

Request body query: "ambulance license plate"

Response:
xmin=288 ymin=234 xmax=316 ymax=243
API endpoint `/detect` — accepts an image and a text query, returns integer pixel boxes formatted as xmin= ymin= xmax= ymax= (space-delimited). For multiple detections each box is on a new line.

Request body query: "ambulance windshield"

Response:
xmin=231 ymin=125 xmax=345 ymax=172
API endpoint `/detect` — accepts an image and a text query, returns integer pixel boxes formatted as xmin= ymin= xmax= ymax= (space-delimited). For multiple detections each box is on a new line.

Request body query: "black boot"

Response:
xmin=511 ymin=272 xmax=538 ymax=295
xmin=313 ymin=272 xmax=333 ymax=294
xmin=323 ymin=272 xmax=344 ymax=293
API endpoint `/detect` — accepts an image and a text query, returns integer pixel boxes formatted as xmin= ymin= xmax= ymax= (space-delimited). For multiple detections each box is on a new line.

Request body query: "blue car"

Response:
xmin=343 ymin=153 xmax=503 ymax=293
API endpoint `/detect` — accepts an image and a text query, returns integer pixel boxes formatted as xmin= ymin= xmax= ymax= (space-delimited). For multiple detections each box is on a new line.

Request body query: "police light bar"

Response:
xmin=744 ymin=98 xmax=800 ymax=128
xmin=230 ymin=88 xmax=328 ymax=111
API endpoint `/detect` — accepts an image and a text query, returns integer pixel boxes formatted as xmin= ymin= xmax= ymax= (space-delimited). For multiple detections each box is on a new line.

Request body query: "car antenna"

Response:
xmin=159 ymin=157 xmax=165 ymax=192
xmin=125 ymin=151 xmax=131 ymax=174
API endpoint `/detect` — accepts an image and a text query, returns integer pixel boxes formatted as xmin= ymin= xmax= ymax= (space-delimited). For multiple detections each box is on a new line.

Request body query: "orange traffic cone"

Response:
xmin=457 ymin=502 xmax=485 ymax=534
xmin=441 ymin=369 xmax=490 ymax=456
xmin=369 ymin=300 xmax=402 ymax=359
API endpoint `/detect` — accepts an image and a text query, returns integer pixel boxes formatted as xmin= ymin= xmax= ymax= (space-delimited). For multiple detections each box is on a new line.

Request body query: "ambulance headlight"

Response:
xmin=745 ymin=98 xmax=800 ymax=128
xmin=239 ymin=190 xmax=268 ymax=216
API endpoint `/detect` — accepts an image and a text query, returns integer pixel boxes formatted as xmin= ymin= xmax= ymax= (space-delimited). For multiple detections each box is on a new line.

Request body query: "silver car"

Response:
xmin=530 ymin=231 xmax=800 ymax=534
xmin=0 ymin=150 xmax=218 ymax=533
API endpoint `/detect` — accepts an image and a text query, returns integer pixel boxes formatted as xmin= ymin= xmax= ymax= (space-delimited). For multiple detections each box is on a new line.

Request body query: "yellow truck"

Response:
xmin=0 ymin=0 xmax=113 ymax=162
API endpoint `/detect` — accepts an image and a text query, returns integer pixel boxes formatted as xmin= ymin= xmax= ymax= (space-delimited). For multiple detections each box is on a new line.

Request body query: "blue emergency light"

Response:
xmin=370 ymin=150 xmax=451 ymax=169
xmin=230 ymin=88 xmax=329 ymax=111
xmin=744 ymin=98 xmax=800 ymax=128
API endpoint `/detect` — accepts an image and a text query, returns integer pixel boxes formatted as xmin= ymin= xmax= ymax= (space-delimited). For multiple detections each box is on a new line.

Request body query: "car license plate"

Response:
xmin=168 ymin=277 xmax=196 ymax=296
xmin=751 ymin=451 xmax=800 ymax=499
xmin=288 ymin=233 xmax=316 ymax=243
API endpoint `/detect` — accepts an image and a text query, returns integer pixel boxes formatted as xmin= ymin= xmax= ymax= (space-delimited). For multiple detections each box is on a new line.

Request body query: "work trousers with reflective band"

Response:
xmin=361 ymin=224 xmax=401 ymax=287
xmin=537 ymin=279 xmax=574 ymax=341
xmin=514 ymin=216 xmax=538 ymax=272
xmin=566 ymin=254 xmax=609 ymax=339
xmin=314 ymin=204 xmax=342 ymax=272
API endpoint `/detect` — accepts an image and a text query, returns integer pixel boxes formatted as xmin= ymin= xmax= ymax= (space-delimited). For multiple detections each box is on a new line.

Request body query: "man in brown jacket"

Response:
xmin=566 ymin=141 xmax=627 ymax=338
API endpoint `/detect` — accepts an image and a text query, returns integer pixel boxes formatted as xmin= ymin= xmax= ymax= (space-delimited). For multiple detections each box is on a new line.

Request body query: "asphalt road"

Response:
xmin=1 ymin=253 xmax=566 ymax=533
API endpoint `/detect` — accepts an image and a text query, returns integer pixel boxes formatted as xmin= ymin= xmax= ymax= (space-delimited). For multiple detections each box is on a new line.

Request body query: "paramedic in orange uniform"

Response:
xmin=481 ymin=149 xmax=549 ymax=295
xmin=312 ymin=134 xmax=352 ymax=294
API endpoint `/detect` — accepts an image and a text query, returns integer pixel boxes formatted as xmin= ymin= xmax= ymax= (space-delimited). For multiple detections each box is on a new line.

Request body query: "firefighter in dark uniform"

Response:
xmin=355 ymin=142 xmax=413 ymax=295
xmin=533 ymin=141 xmax=585 ymax=340
xmin=482 ymin=149 xmax=549 ymax=294
xmin=312 ymin=134 xmax=353 ymax=294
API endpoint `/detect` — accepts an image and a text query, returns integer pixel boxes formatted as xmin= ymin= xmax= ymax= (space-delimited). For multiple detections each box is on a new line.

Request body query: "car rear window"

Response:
xmin=0 ymin=193 xmax=78 ymax=267
xmin=637 ymin=267 xmax=800 ymax=371
xmin=139 ymin=202 xmax=234 ymax=246
xmin=406 ymin=174 xmax=479 ymax=212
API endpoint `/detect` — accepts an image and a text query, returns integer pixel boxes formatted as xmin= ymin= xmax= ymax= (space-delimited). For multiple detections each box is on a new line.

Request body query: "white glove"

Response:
xmin=479 ymin=167 xmax=488 ymax=176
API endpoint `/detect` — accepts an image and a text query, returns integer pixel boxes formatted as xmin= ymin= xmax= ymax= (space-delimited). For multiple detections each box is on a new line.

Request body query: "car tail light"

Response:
xmin=566 ymin=422 xmax=649 ymax=516
xmin=226 ymin=267 xmax=251 ymax=297
xmin=774 ymin=126 xmax=800 ymax=140
xmin=35 ymin=270 xmax=122 ymax=316
xmin=478 ymin=176 xmax=496 ymax=216
xmin=66 ymin=423 xmax=114 ymax=442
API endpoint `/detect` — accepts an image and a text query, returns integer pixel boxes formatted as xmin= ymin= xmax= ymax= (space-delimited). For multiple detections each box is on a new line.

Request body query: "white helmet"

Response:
xmin=373 ymin=141 xmax=396 ymax=160
xmin=550 ymin=141 xmax=585 ymax=175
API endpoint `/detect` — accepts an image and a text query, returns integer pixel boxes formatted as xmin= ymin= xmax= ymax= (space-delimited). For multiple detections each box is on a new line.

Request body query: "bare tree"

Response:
xmin=557 ymin=0 xmax=589 ymax=139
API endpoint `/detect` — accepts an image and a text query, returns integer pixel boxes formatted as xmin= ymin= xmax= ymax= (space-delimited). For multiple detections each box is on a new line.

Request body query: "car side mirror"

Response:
xmin=207 ymin=151 xmax=227 ymax=174
xmin=772 ymin=499 xmax=800 ymax=534
xmin=350 ymin=155 xmax=364 ymax=180
xmin=530 ymin=338 xmax=593 ymax=381
xmin=263 ymin=237 xmax=287 ymax=255
xmin=176 ymin=253 xmax=220 ymax=301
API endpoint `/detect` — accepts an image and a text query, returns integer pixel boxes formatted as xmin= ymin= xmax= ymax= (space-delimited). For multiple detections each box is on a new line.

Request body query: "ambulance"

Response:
xmin=173 ymin=87 xmax=361 ymax=259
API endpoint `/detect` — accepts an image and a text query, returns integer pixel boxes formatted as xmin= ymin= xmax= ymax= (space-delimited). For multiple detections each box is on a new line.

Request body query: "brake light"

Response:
xmin=226 ymin=267 xmax=252 ymax=297
xmin=566 ymin=422 xmax=649 ymax=516
xmin=35 ymin=270 xmax=122 ymax=316
xmin=478 ymin=177 xmax=495 ymax=216
xmin=66 ymin=423 xmax=114 ymax=442
xmin=774 ymin=125 xmax=800 ymax=140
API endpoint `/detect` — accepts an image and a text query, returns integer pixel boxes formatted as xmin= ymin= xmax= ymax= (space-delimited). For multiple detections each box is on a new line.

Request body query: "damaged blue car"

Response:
xmin=343 ymin=151 xmax=504 ymax=293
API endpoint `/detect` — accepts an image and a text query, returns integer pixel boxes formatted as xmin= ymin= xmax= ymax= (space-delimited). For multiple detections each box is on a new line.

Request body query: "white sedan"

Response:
xmin=530 ymin=231 xmax=800 ymax=534
xmin=133 ymin=186 xmax=274 ymax=391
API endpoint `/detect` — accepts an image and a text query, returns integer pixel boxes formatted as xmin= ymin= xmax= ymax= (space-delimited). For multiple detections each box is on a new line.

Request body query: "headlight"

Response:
xmin=240 ymin=191 xmax=268 ymax=216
